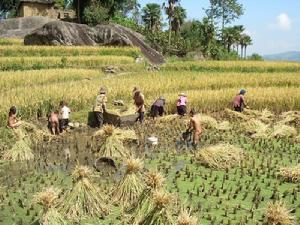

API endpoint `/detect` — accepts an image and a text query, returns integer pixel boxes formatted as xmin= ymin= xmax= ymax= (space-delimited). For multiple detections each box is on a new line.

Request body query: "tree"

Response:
xmin=163 ymin=0 xmax=180 ymax=45
xmin=83 ymin=1 xmax=109 ymax=26
xmin=206 ymin=0 xmax=244 ymax=32
xmin=142 ymin=3 xmax=162 ymax=33
xmin=222 ymin=25 xmax=244 ymax=53
xmin=242 ymin=34 xmax=252 ymax=58
xmin=171 ymin=6 xmax=186 ymax=35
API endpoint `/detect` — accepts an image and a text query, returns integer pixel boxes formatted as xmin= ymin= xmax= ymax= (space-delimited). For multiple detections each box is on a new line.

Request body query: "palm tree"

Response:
xmin=243 ymin=34 xmax=252 ymax=59
xmin=171 ymin=6 xmax=186 ymax=35
xmin=163 ymin=0 xmax=180 ymax=45
xmin=142 ymin=3 xmax=162 ymax=33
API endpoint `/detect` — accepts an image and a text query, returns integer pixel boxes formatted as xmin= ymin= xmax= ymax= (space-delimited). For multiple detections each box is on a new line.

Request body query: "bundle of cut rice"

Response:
xmin=195 ymin=114 xmax=218 ymax=129
xmin=196 ymin=143 xmax=244 ymax=170
xmin=295 ymin=135 xmax=300 ymax=143
xmin=216 ymin=121 xmax=232 ymax=131
xmin=242 ymin=119 xmax=270 ymax=139
xmin=134 ymin=190 xmax=174 ymax=225
xmin=224 ymin=108 xmax=250 ymax=120
xmin=59 ymin=165 xmax=108 ymax=222
xmin=277 ymin=111 xmax=300 ymax=126
xmin=265 ymin=201 xmax=294 ymax=225
xmin=279 ymin=165 xmax=300 ymax=183
xmin=33 ymin=187 xmax=67 ymax=225
xmin=2 ymin=139 xmax=34 ymax=162
xmin=21 ymin=121 xmax=53 ymax=141
xmin=272 ymin=124 xmax=297 ymax=138
xmin=157 ymin=114 xmax=181 ymax=123
xmin=126 ymin=171 xmax=165 ymax=220
xmin=177 ymin=209 xmax=198 ymax=225
xmin=111 ymin=158 xmax=145 ymax=207
xmin=94 ymin=125 xmax=132 ymax=158
xmin=259 ymin=109 xmax=275 ymax=123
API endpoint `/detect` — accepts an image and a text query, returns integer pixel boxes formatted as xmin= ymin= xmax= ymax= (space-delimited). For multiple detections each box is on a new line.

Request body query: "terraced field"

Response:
xmin=0 ymin=38 xmax=299 ymax=225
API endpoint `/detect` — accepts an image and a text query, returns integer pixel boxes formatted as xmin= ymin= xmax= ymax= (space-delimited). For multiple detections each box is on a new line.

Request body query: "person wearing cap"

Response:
xmin=233 ymin=89 xmax=247 ymax=112
xmin=93 ymin=87 xmax=107 ymax=128
xmin=177 ymin=93 xmax=188 ymax=116
xmin=133 ymin=87 xmax=145 ymax=123
xmin=187 ymin=108 xmax=202 ymax=149
xmin=150 ymin=96 xmax=166 ymax=118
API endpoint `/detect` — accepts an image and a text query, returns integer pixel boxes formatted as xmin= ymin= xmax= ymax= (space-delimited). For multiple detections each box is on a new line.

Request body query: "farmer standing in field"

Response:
xmin=177 ymin=93 xmax=188 ymax=116
xmin=133 ymin=87 xmax=145 ymax=123
xmin=187 ymin=108 xmax=202 ymax=149
xmin=233 ymin=89 xmax=248 ymax=112
xmin=7 ymin=106 xmax=22 ymax=129
xmin=93 ymin=87 xmax=107 ymax=128
xmin=48 ymin=110 xmax=60 ymax=135
xmin=59 ymin=101 xmax=71 ymax=133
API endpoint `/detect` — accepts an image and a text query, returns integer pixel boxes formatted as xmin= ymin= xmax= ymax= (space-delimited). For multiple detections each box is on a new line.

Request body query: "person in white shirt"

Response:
xmin=59 ymin=101 xmax=71 ymax=132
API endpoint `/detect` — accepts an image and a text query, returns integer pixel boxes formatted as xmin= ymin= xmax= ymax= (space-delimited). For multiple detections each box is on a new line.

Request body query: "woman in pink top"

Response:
xmin=177 ymin=93 xmax=187 ymax=116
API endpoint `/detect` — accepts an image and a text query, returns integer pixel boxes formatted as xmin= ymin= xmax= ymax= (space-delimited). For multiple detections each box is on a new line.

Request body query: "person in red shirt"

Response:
xmin=233 ymin=89 xmax=247 ymax=112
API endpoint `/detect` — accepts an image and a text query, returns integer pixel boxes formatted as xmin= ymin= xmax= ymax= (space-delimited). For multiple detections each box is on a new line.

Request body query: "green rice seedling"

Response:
xmin=2 ymin=138 xmax=34 ymax=162
xmin=60 ymin=165 xmax=108 ymax=221
xmin=135 ymin=190 xmax=175 ymax=225
xmin=196 ymin=143 xmax=244 ymax=170
xmin=33 ymin=187 xmax=67 ymax=225
xmin=265 ymin=201 xmax=294 ymax=225
xmin=279 ymin=165 xmax=300 ymax=183
xmin=177 ymin=208 xmax=198 ymax=225
xmin=126 ymin=171 xmax=165 ymax=221
xmin=272 ymin=124 xmax=297 ymax=138
xmin=111 ymin=158 xmax=145 ymax=207
xmin=94 ymin=125 xmax=134 ymax=158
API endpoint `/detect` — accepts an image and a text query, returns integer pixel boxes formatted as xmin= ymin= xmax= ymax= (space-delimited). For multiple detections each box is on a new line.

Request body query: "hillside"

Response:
xmin=264 ymin=51 xmax=300 ymax=62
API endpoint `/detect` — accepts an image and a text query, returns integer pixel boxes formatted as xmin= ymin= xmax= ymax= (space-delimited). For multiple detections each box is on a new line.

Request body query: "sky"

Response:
xmin=138 ymin=0 xmax=300 ymax=55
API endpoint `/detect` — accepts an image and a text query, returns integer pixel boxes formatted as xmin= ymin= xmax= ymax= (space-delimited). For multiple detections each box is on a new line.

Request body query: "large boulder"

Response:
xmin=0 ymin=16 xmax=55 ymax=38
xmin=24 ymin=21 xmax=165 ymax=64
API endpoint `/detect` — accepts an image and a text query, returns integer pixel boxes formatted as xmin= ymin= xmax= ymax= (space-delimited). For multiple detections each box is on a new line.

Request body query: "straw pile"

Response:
xmin=196 ymin=143 xmax=244 ymax=170
xmin=224 ymin=108 xmax=249 ymax=120
xmin=278 ymin=111 xmax=300 ymax=125
xmin=21 ymin=121 xmax=53 ymax=141
xmin=279 ymin=165 xmax=300 ymax=183
xmin=157 ymin=114 xmax=181 ymax=123
xmin=94 ymin=125 xmax=134 ymax=158
xmin=216 ymin=121 xmax=232 ymax=131
xmin=272 ymin=124 xmax=297 ymax=138
xmin=33 ymin=187 xmax=67 ymax=225
xmin=111 ymin=158 xmax=145 ymax=207
xmin=242 ymin=119 xmax=270 ymax=139
xmin=135 ymin=190 xmax=174 ymax=225
xmin=244 ymin=108 xmax=274 ymax=122
xmin=2 ymin=139 xmax=34 ymax=162
xmin=265 ymin=201 xmax=294 ymax=225
xmin=60 ymin=165 xmax=108 ymax=221
xmin=177 ymin=209 xmax=198 ymax=225
xmin=195 ymin=114 xmax=218 ymax=129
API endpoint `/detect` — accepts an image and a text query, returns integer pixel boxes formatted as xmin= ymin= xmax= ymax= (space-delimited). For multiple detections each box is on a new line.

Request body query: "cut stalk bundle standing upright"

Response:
xmin=2 ymin=138 xmax=34 ymax=162
xmin=265 ymin=201 xmax=295 ymax=225
xmin=94 ymin=125 xmax=136 ymax=158
xmin=177 ymin=208 xmax=198 ymax=225
xmin=111 ymin=158 xmax=145 ymax=207
xmin=60 ymin=165 xmax=108 ymax=222
xmin=33 ymin=187 xmax=67 ymax=225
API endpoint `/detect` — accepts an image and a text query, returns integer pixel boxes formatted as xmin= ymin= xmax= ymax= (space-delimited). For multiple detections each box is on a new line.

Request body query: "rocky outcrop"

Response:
xmin=0 ymin=16 xmax=55 ymax=38
xmin=24 ymin=21 xmax=165 ymax=64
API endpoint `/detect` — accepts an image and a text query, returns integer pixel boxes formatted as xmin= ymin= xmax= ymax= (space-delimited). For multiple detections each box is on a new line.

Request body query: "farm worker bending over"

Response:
xmin=49 ymin=111 xmax=60 ymax=135
xmin=150 ymin=96 xmax=166 ymax=118
xmin=59 ymin=101 xmax=71 ymax=133
xmin=233 ymin=89 xmax=248 ymax=112
xmin=177 ymin=93 xmax=187 ymax=116
xmin=7 ymin=106 xmax=22 ymax=129
xmin=133 ymin=87 xmax=145 ymax=123
xmin=187 ymin=109 xmax=202 ymax=149
xmin=93 ymin=87 xmax=107 ymax=128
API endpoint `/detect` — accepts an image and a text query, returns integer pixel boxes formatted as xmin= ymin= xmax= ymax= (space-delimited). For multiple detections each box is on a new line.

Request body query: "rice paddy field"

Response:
xmin=0 ymin=38 xmax=299 ymax=225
